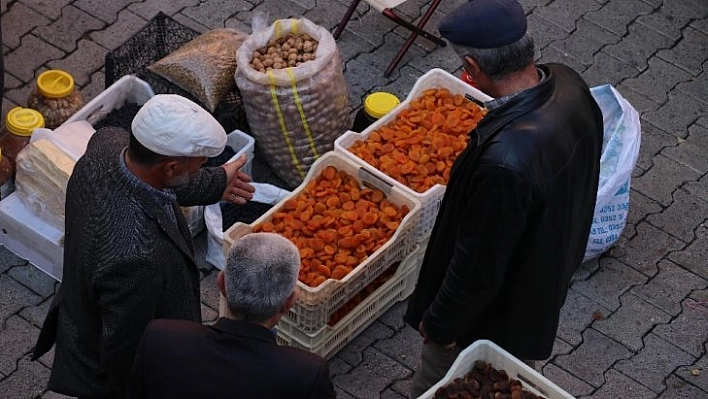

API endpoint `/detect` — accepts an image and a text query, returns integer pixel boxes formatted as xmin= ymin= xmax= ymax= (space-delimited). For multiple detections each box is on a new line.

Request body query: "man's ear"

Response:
xmin=161 ymin=158 xmax=181 ymax=178
xmin=278 ymin=291 xmax=297 ymax=315
xmin=464 ymin=55 xmax=481 ymax=77
xmin=217 ymin=270 xmax=227 ymax=297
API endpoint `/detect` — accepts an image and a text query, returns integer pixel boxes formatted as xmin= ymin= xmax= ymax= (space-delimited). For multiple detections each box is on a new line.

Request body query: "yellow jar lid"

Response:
xmin=6 ymin=107 xmax=45 ymax=137
xmin=37 ymin=69 xmax=75 ymax=98
xmin=364 ymin=92 xmax=401 ymax=119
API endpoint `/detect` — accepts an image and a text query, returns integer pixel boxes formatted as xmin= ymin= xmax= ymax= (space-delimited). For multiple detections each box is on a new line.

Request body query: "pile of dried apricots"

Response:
xmin=253 ymin=165 xmax=410 ymax=288
xmin=349 ymin=88 xmax=487 ymax=193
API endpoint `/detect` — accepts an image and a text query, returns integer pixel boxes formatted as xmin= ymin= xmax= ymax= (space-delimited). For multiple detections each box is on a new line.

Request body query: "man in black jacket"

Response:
xmin=32 ymin=94 xmax=255 ymax=398
xmin=404 ymin=0 xmax=604 ymax=396
xmin=128 ymin=232 xmax=336 ymax=398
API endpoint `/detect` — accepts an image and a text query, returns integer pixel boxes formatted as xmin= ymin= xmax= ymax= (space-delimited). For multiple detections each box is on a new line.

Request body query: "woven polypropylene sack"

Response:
xmin=235 ymin=18 xmax=351 ymax=189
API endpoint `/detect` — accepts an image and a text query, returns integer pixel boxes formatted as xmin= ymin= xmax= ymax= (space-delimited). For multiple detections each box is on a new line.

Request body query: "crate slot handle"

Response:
xmin=516 ymin=373 xmax=549 ymax=398
xmin=357 ymin=167 xmax=392 ymax=195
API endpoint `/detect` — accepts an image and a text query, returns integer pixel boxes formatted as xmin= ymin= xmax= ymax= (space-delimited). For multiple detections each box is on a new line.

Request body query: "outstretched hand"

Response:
xmin=221 ymin=154 xmax=255 ymax=205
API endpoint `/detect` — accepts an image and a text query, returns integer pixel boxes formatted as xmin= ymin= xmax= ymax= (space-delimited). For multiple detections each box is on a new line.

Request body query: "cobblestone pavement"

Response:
xmin=1 ymin=0 xmax=706 ymax=398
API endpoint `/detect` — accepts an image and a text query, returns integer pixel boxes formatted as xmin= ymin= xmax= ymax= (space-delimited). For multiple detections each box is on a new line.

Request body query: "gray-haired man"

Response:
xmin=128 ymin=233 xmax=336 ymax=399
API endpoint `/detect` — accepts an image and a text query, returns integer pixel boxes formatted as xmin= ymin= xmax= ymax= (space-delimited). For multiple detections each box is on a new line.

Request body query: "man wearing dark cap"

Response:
xmin=32 ymin=94 xmax=255 ymax=398
xmin=404 ymin=0 xmax=604 ymax=395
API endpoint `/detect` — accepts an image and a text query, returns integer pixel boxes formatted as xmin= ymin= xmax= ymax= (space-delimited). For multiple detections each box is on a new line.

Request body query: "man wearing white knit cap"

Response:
xmin=33 ymin=94 xmax=255 ymax=399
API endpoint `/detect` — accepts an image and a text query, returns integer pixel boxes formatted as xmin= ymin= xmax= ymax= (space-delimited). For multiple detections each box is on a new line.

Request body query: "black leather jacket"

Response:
xmin=404 ymin=64 xmax=603 ymax=360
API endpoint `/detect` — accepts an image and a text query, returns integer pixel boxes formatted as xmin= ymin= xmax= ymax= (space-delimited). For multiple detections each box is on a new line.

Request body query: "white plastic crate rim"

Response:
xmin=223 ymin=151 xmax=421 ymax=331
xmin=276 ymin=243 xmax=422 ymax=359
xmin=335 ymin=68 xmax=492 ymax=241
xmin=64 ymin=75 xmax=155 ymax=126
xmin=418 ymin=340 xmax=574 ymax=399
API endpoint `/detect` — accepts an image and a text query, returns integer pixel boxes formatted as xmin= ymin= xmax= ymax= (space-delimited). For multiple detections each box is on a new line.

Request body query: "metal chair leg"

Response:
xmin=334 ymin=0 xmax=363 ymax=40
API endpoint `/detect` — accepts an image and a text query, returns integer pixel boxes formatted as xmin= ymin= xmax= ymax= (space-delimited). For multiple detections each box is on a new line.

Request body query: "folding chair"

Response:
xmin=333 ymin=0 xmax=446 ymax=77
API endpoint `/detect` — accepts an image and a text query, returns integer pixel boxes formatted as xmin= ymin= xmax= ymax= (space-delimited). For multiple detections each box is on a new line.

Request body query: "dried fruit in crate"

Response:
xmin=327 ymin=261 xmax=400 ymax=326
xmin=250 ymin=33 xmax=319 ymax=71
xmin=253 ymin=166 xmax=410 ymax=288
xmin=433 ymin=360 xmax=546 ymax=399
xmin=348 ymin=88 xmax=487 ymax=193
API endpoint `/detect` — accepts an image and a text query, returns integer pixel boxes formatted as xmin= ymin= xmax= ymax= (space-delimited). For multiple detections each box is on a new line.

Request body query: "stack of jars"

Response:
xmin=0 ymin=107 xmax=45 ymax=199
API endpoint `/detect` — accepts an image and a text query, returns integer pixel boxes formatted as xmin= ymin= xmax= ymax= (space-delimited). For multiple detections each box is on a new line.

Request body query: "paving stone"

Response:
xmin=333 ymin=29 xmax=380 ymax=62
xmin=80 ymin=70 xmax=106 ymax=104
xmin=199 ymin=269 xmax=220 ymax=311
xmin=89 ymin=9 xmax=148 ymax=51
xmin=369 ymin=66 xmax=425 ymax=105
xmin=626 ymin=189 xmax=663 ymax=234
xmin=572 ymin=257 xmax=647 ymax=311
xmin=302 ymin=0 xmax=348 ymax=29
xmin=690 ymin=14 xmax=708 ymax=33
xmin=674 ymin=343 xmax=708 ymax=392
xmin=634 ymin=155 xmax=702 ymax=207
xmin=34 ymin=6 xmax=105 ymax=53
xmin=74 ymin=0 xmax=137 ymax=24
xmin=633 ymin=123 xmax=678 ymax=173
xmin=36 ymin=345 xmax=55 ymax=370
xmin=685 ymin=122 xmax=708 ymax=152
xmin=659 ymin=374 xmax=708 ymax=398
xmin=612 ymin=84 xmax=661 ymax=119
xmin=602 ymin=21 xmax=674 ymax=73
xmin=632 ymin=259 xmax=707 ymax=317
xmin=334 ymin=387 xmax=356 ymax=399
xmin=541 ymin=363 xmax=594 ymax=398
xmin=128 ymin=0 xmax=201 ymax=19
xmin=537 ymin=45 xmax=588 ymax=75
xmin=647 ymin=189 xmax=708 ymax=243
xmin=2 ymin=69 xmax=24 ymax=91
xmin=2 ymin=2 xmax=51 ymax=49
xmin=615 ymin=332 xmax=695 ymax=393
xmin=200 ymin=303 xmax=218 ymax=324
xmin=0 ymin=315 xmax=40 ymax=374
xmin=329 ymin=356 xmax=353 ymax=377
xmin=549 ymin=19 xmax=620 ymax=68
xmin=407 ymin=45 xmax=462 ymax=78
xmin=526 ymin=12 xmax=569 ymax=54
xmin=48 ymin=39 xmax=107 ymax=87
xmin=621 ymin=56 xmax=693 ymax=105
xmin=335 ymin=320 xmax=394 ymax=366
xmin=336 ymin=6 xmax=391 ymax=48
xmin=377 ymin=300 xmax=407 ymax=331
xmin=555 ymin=328 xmax=632 ymax=388
xmin=652 ymin=298 xmax=708 ymax=358
xmin=644 ymin=90 xmax=708 ymax=140
xmin=380 ymin=388 xmax=406 ymax=398
xmin=668 ymin=224 xmax=708 ymax=280
xmin=0 ymin=247 xmax=29 ymax=275
xmin=181 ymin=0 xmax=253 ymax=29
xmin=656 ymin=26 xmax=708 ymax=76
xmin=533 ymin=0 xmax=602 ymax=34
xmin=572 ymin=257 xmax=601 ymax=282
xmin=344 ymin=58 xmax=394 ymax=111
xmin=558 ymin=288 xmax=613 ymax=346
xmin=0 ymin=355 xmax=50 ymax=399
xmin=390 ymin=379 xmax=412 ymax=397
xmin=661 ymin=137 xmax=708 ymax=176
xmin=4 ymin=34 xmax=64 ymax=83
xmin=42 ymin=390 xmax=74 ymax=399
xmin=617 ymin=221 xmax=685 ymax=277
xmin=21 ymin=0 xmax=74 ymax=19
xmin=584 ymin=368 xmax=656 ymax=399
xmin=593 ymin=292 xmax=671 ymax=351
xmin=374 ymin=326 xmax=421 ymax=370
xmin=333 ymin=347 xmax=412 ymax=398
xmin=8 ymin=264 xmax=56 ymax=298
xmin=0 ymin=274 xmax=43 ymax=324
xmin=582 ymin=50 xmax=639 ymax=88
xmin=635 ymin=2 xmax=699 ymax=41
xmin=19 ymin=297 xmax=52 ymax=329
xmin=583 ymin=0 xmax=653 ymax=36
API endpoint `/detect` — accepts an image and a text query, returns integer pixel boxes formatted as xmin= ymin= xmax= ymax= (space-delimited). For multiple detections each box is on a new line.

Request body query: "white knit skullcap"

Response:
xmin=131 ymin=94 xmax=226 ymax=157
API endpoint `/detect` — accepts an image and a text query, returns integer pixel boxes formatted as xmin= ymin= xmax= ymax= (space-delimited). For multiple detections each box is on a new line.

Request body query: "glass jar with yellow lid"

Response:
xmin=352 ymin=91 xmax=401 ymax=132
xmin=0 ymin=107 xmax=45 ymax=170
xmin=27 ymin=69 xmax=85 ymax=129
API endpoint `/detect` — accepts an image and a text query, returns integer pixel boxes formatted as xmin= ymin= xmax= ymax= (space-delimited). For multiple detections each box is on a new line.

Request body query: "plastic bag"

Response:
xmin=204 ymin=182 xmax=290 ymax=269
xmin=149 ymin=28 xmax=248 ymax=112
xmin=235 ymin=18 xmax=351 ymax=189
xmin=584 ymin=85 xmax=641 ymax=262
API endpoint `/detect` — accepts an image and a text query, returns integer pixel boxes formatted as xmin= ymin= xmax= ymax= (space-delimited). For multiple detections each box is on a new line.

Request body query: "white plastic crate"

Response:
xmin=276 ymin=243 xmax=422 ymax=359
xmin=64 ymin=75 xmax=155 ymax=125
xmin=419 ymin=340 xmax=574 ymax=399
xmin=335 ymin=68 xmax=492 ymax=241
xmin=0 ymin=193 xmax=64 ymax=282
xmin=224 ymin=151 xmax=421 ymax=332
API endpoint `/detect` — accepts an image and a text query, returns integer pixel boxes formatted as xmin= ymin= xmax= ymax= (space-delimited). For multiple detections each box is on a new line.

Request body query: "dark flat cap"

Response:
xmin=439 ymin=0 xmax=527 ymax=49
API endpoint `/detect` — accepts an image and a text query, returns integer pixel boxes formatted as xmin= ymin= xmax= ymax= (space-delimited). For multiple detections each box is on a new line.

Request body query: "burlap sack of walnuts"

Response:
xmin=149 ymin=28 xmax=248 ymax=112
xmin=235 ymin=18 xmax=351 ymax=189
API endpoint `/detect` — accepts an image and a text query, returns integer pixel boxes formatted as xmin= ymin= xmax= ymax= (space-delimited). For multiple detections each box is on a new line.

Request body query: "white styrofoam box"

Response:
xmin=276 ymin=243 xmax=422 ymax=359
xmin=63 ymin=75 xmax=155 ymax=126
xmin=223 ymin=151 xmax=421 ymax=333
xmin=204 ymin=130 xmax=258 ymax=269
xmin=335 ymin=68 xmax=492 ymax=241
xmin=0 ymin=193 xmax=64 ymax=282
xmin=419 ymin=340 xmax=574 ymax=399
